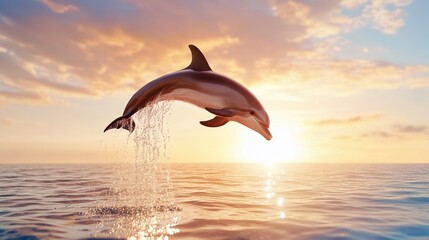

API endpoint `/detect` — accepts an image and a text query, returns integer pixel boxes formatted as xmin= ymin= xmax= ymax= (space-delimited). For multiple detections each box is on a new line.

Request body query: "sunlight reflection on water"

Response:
xmin=262 ymin=165 xmax=288 ymax=221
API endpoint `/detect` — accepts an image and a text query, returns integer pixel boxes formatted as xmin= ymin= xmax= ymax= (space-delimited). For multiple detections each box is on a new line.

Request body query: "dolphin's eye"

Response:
xmin=250 ymin=110 xmax=255 ymax=115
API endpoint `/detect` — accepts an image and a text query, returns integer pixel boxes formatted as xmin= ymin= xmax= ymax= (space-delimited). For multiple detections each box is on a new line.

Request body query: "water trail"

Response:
xmin=89 ymin=99 xmax=181 ymax=239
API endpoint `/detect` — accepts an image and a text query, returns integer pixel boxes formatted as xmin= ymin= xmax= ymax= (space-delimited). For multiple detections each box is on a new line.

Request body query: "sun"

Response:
xmin=236 ymin=124 xmax=304 ymax=164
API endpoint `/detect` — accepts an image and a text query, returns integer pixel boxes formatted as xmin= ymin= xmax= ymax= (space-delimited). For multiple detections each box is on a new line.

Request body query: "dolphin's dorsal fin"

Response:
xmin=184 ymin=45 xmax=212 ymax=71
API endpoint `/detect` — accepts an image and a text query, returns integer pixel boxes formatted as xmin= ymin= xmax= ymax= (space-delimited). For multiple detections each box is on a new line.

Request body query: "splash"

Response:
xmin=90 ymin=99 xmax=181 ymax=239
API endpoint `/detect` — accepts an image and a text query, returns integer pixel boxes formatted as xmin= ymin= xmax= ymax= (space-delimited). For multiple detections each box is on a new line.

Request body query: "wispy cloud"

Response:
xmin=360 ymin=131 xmax=402 ymax=139
xmin=0 ymin=89 xmax=49 ymax=103
xmin=393 ymin=124 xmax=429 ymax=134
xmin=336 ymin=130 xmax=402 ymax=141
xmin=337 ymin=123 xmax=429 ymax=141
xmin=309 ymin=114 xmax=381 ymax=126
xmin=39 ymin=0 xmax=79 ymax=14
xmin=0 ymin=51 xmax=94 ymax=105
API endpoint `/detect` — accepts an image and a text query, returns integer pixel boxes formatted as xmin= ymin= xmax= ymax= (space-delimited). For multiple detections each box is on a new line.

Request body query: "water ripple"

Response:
xmin=1 ymin=163 xmax=429 ymax=239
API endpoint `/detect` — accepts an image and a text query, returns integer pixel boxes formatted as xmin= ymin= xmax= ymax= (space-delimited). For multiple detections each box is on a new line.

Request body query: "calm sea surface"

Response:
xmin=1 ymin=163 xmax=429 ymax=240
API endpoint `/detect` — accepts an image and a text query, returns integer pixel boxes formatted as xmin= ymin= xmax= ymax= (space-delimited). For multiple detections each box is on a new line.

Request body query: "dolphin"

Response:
xmin=104 ymin=45 xmax=272 ymax=140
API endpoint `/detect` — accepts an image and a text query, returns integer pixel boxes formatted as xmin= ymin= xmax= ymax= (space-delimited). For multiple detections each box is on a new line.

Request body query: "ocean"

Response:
xmin=1 ymin=163 xmax=429 ymax=240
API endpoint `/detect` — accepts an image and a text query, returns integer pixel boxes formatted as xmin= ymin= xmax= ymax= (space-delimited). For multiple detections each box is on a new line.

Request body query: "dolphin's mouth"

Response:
xmin=255 ymin=119 xmax=272 ymax=141
xmin=260 ymin=125 xmax=272 ymax=141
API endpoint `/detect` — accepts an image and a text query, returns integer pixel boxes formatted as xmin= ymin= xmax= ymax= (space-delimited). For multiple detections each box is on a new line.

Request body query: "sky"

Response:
xmin=0 ymin=0 xmax=428 ymax=164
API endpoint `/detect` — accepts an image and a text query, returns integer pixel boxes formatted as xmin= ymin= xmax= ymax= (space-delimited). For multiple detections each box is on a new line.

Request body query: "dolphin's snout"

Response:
xmin=262 ymin=126 xmax=272 ymax=141
xmin=260 ymin=113 xmax=271 ymax=140
xmin=254 ymin=117 xmax=272 ymax=141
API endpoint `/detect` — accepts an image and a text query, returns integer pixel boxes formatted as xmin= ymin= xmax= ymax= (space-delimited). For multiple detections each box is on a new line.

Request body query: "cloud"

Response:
xmin=393 ymin=124 xmax=428 ymax=133
xmin=0 ymin=0 xmax=424 ymax=107
xmin=360 ymin=123 xmax=429 ymax=140
xmin=273 ymin=0 xmax=411 ymax=38
xmin=335 ymin=132 xmax=401 ymax=142
xmin=336 ymin=130 xmax=401 ymax=141
xmin=40 ymin=0 xmax=79 ymax=14
xmin=337 ymin=123 xmax=429 ymax=141
xmin=271 ymin=0 xmax=355 ymax=39
xmin=361 ymin=0 xmax=412 ymax=34
xmin=0 ymin=51 xmax=94 ymax=100
xmin=361 ymin=131 xmax=402 ymax=139
xmin=0 ymin=0 xmax=306 ymax=105
xmin=341 ymin=0 xmax=412 ymax=34
xmin=309 ymin=114 xmax=381 ymax=126
xmin=267 ymin=59 xmax=429 ymax=94
xmin=0 ymin=89 xmax=49 ymax=103
xmin=0 ymin=117 xmax=13 ymax=126
xmin=341 ymin=0 xmax=368 ymax=9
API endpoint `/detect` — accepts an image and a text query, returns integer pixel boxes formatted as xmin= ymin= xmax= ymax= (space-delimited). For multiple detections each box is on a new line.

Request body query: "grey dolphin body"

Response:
xmin=104 ymin=45 xmax=272 ymax=140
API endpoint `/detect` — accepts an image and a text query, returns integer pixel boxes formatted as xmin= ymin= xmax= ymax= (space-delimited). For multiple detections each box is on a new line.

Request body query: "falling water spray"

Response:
xmin=91 ymin=99 xmax=180 ymax=239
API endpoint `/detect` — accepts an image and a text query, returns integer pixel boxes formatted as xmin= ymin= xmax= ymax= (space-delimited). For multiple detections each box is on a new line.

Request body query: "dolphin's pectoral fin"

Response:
xmin=184 ymin=45 xmax=212 ymax=72
xmin=205 ymin=107 xmax=236 ymax=117
xmin=200 ymin=116 xmax=228 ymax=128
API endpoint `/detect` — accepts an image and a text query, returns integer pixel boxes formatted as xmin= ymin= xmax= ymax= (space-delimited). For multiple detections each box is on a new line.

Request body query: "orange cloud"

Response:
xmin=0 ymin=51 xmax=94 ymax=105
xmin=0 ymin=89 xmax=49 ymax=103
xmin=271 ymin=0 xmax=350 ymax=39
xmin=0 ymin=117 xmax=13 ymax=126
xmin=0 ymin=0 xmax=424 ymax=108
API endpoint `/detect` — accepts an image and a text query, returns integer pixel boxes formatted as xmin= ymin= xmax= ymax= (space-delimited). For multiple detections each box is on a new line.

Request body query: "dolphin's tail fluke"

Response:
xmin=104 ymin=116 xmax=136 ymax=133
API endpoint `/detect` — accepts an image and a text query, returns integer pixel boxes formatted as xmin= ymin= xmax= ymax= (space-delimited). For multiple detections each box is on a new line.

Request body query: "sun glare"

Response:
xmin=237 ymin=125 xmax=304 ymax=164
